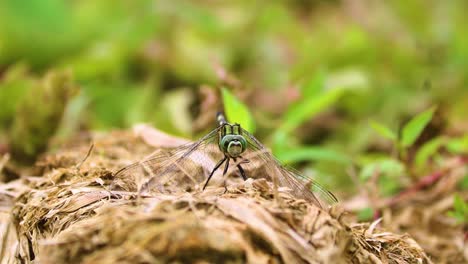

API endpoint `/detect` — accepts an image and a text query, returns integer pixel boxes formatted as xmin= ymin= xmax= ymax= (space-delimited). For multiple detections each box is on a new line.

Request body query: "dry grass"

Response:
xmin=1 ymin=128 xmax=432 ymax=263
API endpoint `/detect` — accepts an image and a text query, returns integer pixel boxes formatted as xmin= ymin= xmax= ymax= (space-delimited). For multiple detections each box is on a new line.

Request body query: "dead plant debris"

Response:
xmin=1 ymin=128 xmax=433 ymax=263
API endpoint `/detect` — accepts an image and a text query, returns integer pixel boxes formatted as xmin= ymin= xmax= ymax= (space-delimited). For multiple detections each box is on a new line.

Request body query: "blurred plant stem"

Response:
xmin=8 ymin=70 xmax=79 ymax=163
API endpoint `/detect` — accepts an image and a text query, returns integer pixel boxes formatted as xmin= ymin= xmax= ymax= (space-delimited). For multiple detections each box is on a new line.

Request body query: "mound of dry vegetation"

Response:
xmin=1 ymin=128 xmax=431 ymax=263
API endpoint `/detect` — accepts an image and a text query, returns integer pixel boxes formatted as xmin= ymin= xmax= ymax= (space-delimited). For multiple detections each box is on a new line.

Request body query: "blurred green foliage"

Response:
xmin=447 ymin=194 xmax=468 ymax=224
xmin=0 ymin=1 xmax=467 ymax=196
xmin=3 ymin=69 xmax=78 ymax=161
xmin=222 ymin=87 xmax=255 ymax=132
xmin=401 ymin=106 xmax=436 ymax=148
xmin=357 ymin=207 xmax=374 ymax=222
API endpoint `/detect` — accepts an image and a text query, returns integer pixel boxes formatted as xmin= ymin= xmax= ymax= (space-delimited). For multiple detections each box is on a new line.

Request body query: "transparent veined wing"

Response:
xmin=112 ymin=123 xmax=338 ymax=209
xmin=238 ymin=128 xmax=338 ymax=208
xmin=111 ymin=126 xmax=223 ymax=194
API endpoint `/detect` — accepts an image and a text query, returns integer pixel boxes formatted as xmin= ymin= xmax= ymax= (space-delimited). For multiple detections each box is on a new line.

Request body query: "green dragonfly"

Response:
xmin=113 ymin=113 xmax=338 ymax=208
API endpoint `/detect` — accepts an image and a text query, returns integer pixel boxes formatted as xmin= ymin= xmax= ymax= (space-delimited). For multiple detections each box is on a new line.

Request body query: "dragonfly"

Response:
xmin=112 ymin=113 xmax=338 ymax=208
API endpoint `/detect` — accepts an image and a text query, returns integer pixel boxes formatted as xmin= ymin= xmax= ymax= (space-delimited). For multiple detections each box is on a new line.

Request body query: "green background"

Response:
xmin=0 ymin=0 xmax=467 ymax=204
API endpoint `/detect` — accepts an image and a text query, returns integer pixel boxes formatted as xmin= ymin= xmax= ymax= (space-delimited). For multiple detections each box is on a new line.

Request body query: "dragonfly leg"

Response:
xmin=223 ymin=181 xmax=228 ymax=194
xmin=222 ymin=158 xmax=230 ymax=193
xmin=203 ymin=156 xmax=227 ymax=190
xmin=237 ymin=164 xmax=247 ymax=181
xmin=223 ymin=158 xmax=230 ymax=175
xmin=233 ymin=157 xmax=247 ymax=181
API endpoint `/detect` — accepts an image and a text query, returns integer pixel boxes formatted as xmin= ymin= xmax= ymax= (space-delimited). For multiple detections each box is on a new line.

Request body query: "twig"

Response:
xmin=75 ymin=143 xmax=94 ymax=171
xmin=0 ymin=153 xmax=10 ymax=175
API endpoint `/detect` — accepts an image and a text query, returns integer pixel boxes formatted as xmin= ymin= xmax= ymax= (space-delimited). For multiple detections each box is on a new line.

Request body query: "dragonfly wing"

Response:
xmin=112 ymin=126 xmax=222 ymax=194
xmin=111 ymin=149 xmax=171 ymax=192
xmin=278 ymin=166 xmax=338 ymax=206
xmin=240 ymin=128 xmax=338 ymax=207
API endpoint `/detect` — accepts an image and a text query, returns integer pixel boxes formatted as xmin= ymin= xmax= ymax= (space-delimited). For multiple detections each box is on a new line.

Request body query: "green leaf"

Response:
xmin=448 ymin=194 xmax=468 ymax=223
xmin=359 ymin=158 xmax=404 ymax=196
xmin=359 ymin=158 xmax=405 ymax=182
xmin=378 ymin=175 xmax=402 ymax=197
xmin=280 ymin=68 xmax=366 ymax=135
xmin=446 ymin=135 xmax=468 ymax=154
xmin=453 ymin=194 xmax=466 ymax=213
xmin=221 ymin=87 xmax=255 ymax=133
xmin=272 ymin=130 xmax=289 ymax=154
xmin=357 ymin=207 xmax=374 ymax=221
xmin=369 ymin=121 xmax=397 ymax=141
xmin=275 ymin=146 xmax=352 ymax=165
xmin=280 ymin=88 xmax=344 ymax=134
xmin=414 ymin=137 xmax=445 ymax=170
xmin=359 ymin=163 xmax=377 ymax=182
xmin=326 ymin=69 xmax=369 ymax=91
xmin=459 ymin=175 xmax=468 ymax=190
xmin=447 ymin=211 xmax=465 ymax=223
xmin=401 ymin=106 xmax=436 ymax=147
xmin=300 ymin=69 xmax=325 ymax=99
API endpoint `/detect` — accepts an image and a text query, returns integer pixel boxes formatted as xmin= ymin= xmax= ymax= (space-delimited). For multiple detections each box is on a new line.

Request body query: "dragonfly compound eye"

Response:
xmin=220 ymin=135 xmax=247 ymax=158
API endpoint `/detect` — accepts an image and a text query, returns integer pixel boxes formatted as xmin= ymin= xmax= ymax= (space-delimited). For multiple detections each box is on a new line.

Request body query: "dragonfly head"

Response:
xmin=220 ymin=134 xmax=247 ymax=158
